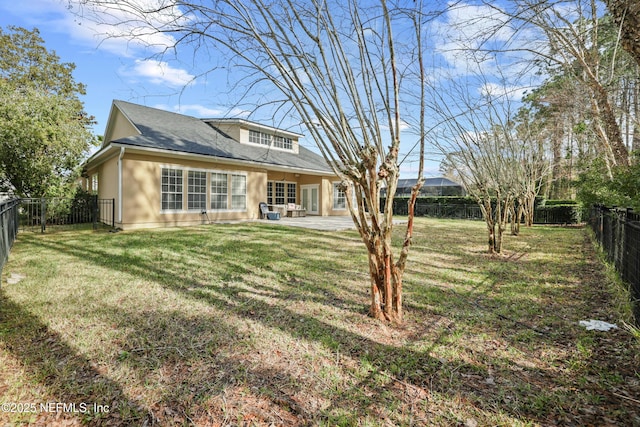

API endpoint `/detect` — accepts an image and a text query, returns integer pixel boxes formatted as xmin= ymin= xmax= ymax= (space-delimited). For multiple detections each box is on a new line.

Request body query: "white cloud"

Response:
xmin=1 ymin=0 xmax=183 ymax=57
xmin=173 ymin=104 xmax=226 ymax=117
xmin=128 ymin=59 xmax=195 ymax=87
xmin=479 ymin=82 xmax=528 ymax=102
xmin=71 ymin=0 xmax=187 ymax=56
xmin=153 ymin=103 xmax=251 ymax=118
xmin=433 ymin=2 xmax=515 ymax=76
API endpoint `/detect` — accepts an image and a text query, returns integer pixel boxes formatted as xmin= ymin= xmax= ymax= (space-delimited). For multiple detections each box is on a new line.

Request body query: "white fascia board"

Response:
xmin=111 ymin=143 xmax=334 ymax=176
xmin=203 ymin=118 xmax=303 ymax=139
xmin=83 ymin=145 xmax=120 ymax=169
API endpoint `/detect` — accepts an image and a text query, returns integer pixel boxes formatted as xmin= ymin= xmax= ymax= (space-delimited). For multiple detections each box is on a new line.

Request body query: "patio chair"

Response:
xmin=259 ymin=202 xmax=280 ymax=220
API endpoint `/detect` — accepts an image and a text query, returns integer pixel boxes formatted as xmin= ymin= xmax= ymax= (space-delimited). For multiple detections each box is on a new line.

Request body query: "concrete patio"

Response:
xmin=256 ymin=215 xmax=407 ymax=231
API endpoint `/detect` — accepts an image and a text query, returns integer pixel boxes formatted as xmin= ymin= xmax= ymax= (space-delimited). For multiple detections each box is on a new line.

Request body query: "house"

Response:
xmin=383 ymin=177 xmax=466 ymax=197
xmin=82 ymin=100 xmax=347 ymax=230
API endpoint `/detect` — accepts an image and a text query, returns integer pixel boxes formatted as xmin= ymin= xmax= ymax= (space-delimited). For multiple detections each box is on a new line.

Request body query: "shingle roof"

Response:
xmin=111 ymin=100 xmax=333 ymax=174
xmin=396 ymin=177 xmax=463 ymax=188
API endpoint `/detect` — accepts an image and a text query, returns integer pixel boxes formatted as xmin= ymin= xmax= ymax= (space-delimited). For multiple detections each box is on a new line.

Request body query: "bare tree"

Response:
xmin=513 ymin=116 xmax=552 ymax=230
xmin=429 ymin=74 xmax=527 ymax=254
xmin=470 ymin=0 xmax=631 ymax=170
xmin=74 ymin=0 xmax=434 ymax=323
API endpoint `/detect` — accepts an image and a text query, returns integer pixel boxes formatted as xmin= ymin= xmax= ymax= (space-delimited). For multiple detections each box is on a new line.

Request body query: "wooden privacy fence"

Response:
xmin=588 ymin=206 xmax=640 ymax=326
xmin=0 ymin=198 xmax=20 ymax=275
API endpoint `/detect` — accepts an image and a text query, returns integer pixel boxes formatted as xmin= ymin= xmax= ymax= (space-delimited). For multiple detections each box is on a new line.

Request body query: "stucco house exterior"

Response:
xmin=82 ymin=100 xmax=347 ymax=230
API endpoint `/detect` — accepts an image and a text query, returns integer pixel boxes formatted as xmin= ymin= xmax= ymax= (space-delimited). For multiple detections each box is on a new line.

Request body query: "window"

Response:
xmin=162 ymin=168 xmax=183 ymax=210
xmin=275 ymin=182 xmax=285 ymax=205
xmin=249 ymin=130 xmax=261 ymax=144
xmin=260 ymin=132 xmax=271 ymax=146
xmin=267 ymin=181 xmax=297 ymax=205
xmin=267 ymin=181 xmax=273 ymax=205
xmin=91 ymin=174 xmax=99 ymax=194
xmin=333 ymin=183 xmax=347 ymax=210
xmin=274 ymin=136 xmax=292 ymax=150
xmin=231 ymin=174 xmax=247 ymax=210
xmin=249 ymin=129 xmax=271 ymax=146
xmin=287 ymin=183 xmax=297 ymax=204
xmin=210 ymin=172 xmax=228 ymax=210
xmin=249 ymin=130 xmax=293 ymax=151
xmin=187 ymin=171 xmax=207 ymax=211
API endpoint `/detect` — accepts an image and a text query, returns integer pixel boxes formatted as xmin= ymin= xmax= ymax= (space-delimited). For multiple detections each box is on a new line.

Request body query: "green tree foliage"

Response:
xmin=576 ymin=152 xmax=640 ymax=211
xmin=0 ymin=26 xmax=96 ymax=197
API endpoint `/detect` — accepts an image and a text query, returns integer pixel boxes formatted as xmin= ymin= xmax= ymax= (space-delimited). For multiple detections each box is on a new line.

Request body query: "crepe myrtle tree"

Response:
xmin=74 ymin=0 xmax=436 ymax=322
xmin=429 ymin=71 xmax=546 ymax=254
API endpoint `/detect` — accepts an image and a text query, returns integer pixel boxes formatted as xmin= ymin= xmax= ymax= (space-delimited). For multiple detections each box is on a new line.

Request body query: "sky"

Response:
xmin=0 ymin=0 xmax=537 ymax=177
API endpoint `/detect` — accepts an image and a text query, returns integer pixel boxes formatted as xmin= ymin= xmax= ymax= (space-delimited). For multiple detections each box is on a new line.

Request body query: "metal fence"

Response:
xmin=19 ymin=197 xmax=115 ymax=232
xmin=0 ymin=198 xmax=20 ymax=275
xmin=413 ymin=203 xmax=485 ymax=220
xmin=389 ymin=200 xmax=579 ymax=224
xmin=588 ymin=206 xmax=640 ymax=326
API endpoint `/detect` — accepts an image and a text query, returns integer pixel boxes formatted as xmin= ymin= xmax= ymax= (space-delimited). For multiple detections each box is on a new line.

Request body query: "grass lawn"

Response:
xmin=0 ymin=218 xmax=638 ymax=426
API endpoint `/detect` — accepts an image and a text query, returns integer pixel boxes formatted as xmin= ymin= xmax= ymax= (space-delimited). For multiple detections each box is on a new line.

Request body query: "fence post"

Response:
xmin=111 ymin=198 xmax=115 ymax=228
xmin=92 ymin=195 xmax=98 ymax=230
xmin=40 ymin=198 xmax=46 ymax=233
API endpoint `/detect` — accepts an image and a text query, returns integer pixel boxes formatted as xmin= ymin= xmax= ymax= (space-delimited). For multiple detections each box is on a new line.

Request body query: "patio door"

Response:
xmin=301 ymin=185 xmax=319 ymax=214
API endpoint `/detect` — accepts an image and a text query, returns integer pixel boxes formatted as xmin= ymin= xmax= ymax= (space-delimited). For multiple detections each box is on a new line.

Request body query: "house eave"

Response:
xmin=83 ymin=145 xmax=120 ymax=170
xmin=103 ymin=143 xmax=334 ymax=176
xmin=203 ymin=118 xmax=303 ymax=139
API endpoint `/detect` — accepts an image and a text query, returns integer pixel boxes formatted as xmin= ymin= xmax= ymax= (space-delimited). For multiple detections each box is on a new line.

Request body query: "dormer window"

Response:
xmin=274 ymin=136 xmax=293 ymax=150
xmin=248 ymin=129 xmax=294 ymax=151
xmin=204 ymin=118 xmax=299 ymax=153
xmin=249 ymin=130 xmax=269 ymax=146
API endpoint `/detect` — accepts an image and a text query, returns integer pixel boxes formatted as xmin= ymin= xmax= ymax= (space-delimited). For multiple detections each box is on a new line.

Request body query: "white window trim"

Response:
xmin=160 ymin=165 xmax=248 ymax=214
xmin=187 ymin=170 xmax=208 ymax=212
xmin=332 ymin=181 xmax=348 ymax=211
xmin=267 ymin=180 xmax=298 ymax=205
xmin=160 ymin=166 xmax=185 ymax=213
xmin=91 ymin=174 xmax=99 ymax=194
xmin=245 ymin=129 xmax=295 ymax=153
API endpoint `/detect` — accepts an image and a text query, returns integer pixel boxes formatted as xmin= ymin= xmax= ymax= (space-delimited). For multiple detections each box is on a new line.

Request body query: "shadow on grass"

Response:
xmin=7 ymin=224 xmax=637 ymax=425
xmin=0 ymin=289 xmax=152 ymax=425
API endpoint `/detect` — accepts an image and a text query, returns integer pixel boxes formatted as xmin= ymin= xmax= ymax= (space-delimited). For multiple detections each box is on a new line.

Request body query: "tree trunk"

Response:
xmin=510 ymin=202 xmax=520 ymax=236
xmin=480 ymin=198 xmax=497 ymax=254
xmin=605 ymin=0 xmax=640 ymax=69
xmin=589 ymin=80 xmax=630 ymax=166
xmin=365 ymin=234 xmax=402 ymax=323
xmin=551 ymin=122 xmax=563 ymax=199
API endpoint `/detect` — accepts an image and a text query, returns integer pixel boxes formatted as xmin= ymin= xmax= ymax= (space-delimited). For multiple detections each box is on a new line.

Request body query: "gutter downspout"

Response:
xmin=118 ymin=147 xmax=125 ymax=225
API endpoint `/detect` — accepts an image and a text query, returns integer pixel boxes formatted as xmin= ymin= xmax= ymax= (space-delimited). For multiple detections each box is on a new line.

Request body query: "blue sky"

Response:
xmin=0 ymin=0 xmax=535 ymax=176
xmin=0 ymin=0 xmax=239 ymax=137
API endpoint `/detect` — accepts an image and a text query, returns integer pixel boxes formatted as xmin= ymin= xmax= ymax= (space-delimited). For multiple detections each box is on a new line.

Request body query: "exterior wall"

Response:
xmin=105 ymin=109 xmax=138 ymax=144
xmin=119 ymin=152 xmax=268 ymax=230
xmin=211 ymin=123 xmax=242 ymax=142
xmin=266 ymin=173 xmax=347 ymax=216
xmin=87 ymin=150 xmax=344 ymax=229
xmin=86 ymin=154 xmax=120 ymax=226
